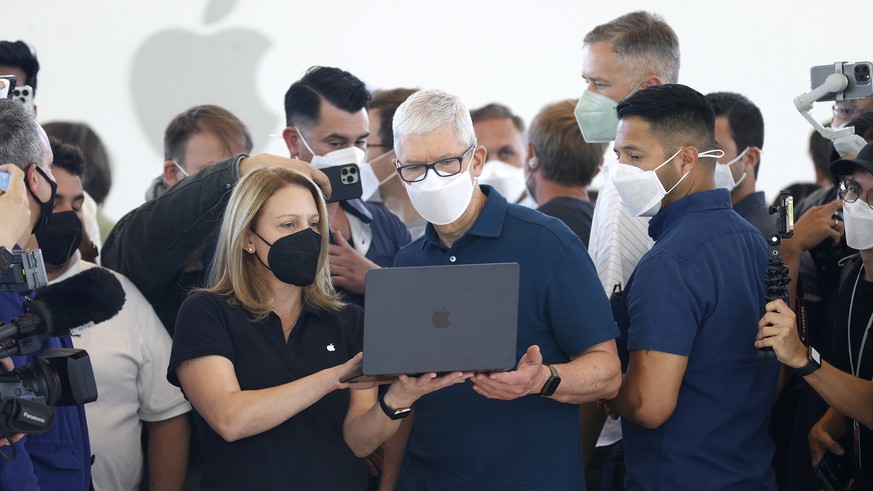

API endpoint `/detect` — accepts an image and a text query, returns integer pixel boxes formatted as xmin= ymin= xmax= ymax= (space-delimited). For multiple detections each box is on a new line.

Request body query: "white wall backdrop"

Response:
xmin=3 ymin=0 xmax=870 ymax=222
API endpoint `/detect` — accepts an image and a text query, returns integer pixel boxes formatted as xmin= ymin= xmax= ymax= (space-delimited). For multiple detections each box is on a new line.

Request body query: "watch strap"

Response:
xmin=378 ymin=391 xmax=412 ymax=420
xmin=538 ymin=364 xmax=561 ymax=397
xmin=795 ymin=347 xmax=821 ymax=377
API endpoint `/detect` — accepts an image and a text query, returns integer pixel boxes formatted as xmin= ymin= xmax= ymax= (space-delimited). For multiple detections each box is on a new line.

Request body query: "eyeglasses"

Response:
xmin=839 ymin=178 xmax=873 ymax=210
xmin=396 ymin=145 xmax=475 ymax=183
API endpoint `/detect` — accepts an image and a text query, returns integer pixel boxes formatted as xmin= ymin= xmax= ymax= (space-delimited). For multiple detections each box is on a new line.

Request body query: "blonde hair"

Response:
xmin=203 ymin=166 xmax=342 ymax=320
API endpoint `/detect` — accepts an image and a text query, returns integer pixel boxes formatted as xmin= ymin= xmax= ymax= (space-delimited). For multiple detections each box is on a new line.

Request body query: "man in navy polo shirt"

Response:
xmin=604 ymin=84 xmax=779 ymax=490
xmin=378 ymin=89 xmax=621 ymax=491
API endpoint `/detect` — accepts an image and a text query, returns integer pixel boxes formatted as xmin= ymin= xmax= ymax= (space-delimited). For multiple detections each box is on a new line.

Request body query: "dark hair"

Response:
xmin=0 ymin=98 xmax=43 ymax=170
xmin=706 ymin=92 xmax=764 ymax=177
xmin=369 ymin=88 xmax=419 ymax=148
xmin=528 ymin=99 xmax=606 ymax=187
xmin=0 ymin=41 xmax=39 ymax=96
xmin=48 ymin=136 xmax=86 ymax=178
xmin=283 ymin=66 xmax=370 ymax=128
xmin=617 ymin=84 xmax=715 ymax=152
xmin=43 ymin=122 xmax=112 ymax=204
xmin=808 ymin=129 xmax=832 ymax=180
xmin=163 ymin=105 xmax=253 ymax=166
xmin=470 ymin=103 xmax=526 ymax=134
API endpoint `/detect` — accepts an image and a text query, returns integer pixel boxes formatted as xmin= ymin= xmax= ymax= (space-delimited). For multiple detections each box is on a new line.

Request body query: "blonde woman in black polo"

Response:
xmin=168 ymin=166 xmax=468 ymax=490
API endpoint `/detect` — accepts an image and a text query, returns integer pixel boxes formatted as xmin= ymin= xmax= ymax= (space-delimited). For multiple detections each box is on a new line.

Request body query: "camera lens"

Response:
xmin=856 ymin=65 xmax=871 ymax=83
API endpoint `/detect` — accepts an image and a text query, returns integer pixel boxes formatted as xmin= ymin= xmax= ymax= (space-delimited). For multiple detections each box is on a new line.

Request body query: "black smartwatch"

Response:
xmin=794 ymin=346 xmax=821 ymax=377
xmin=538 ymin=364 xmax=561 ymax=397
xmin=378 ymin=391 xmax=412 ymax=420
xmin=0 ymin=247 xmax=13 ymax=272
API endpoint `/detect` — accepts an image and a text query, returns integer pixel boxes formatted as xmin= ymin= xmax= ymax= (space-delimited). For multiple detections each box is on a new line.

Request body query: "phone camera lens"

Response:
xmin=21 ymin=89 xmax=29 ymax=96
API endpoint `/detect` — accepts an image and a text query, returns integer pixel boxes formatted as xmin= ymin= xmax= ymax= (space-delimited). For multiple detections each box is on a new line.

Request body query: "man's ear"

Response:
xmin=744 ymin=147 xmax=762 ymax=176
xmin=25 ymin=164 xmax=38 ymax=192
xmin=526 ymin=143 xmax=539 ymax=172
xmin=162 ymin=160 xmax=180 ymax=187
xmin=680 ymin=147 xmax=700 ymax=173
xmin=470 ymin=145 xmax=487 ymax=178
xmin=641 ymin=74 xmax=664 ymax=89
xmin=283 ymin=127 xmax=301 ymax=159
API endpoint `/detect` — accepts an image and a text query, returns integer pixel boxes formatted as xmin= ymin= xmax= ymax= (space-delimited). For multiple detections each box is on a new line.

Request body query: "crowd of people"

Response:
xmin=0 ymin=9 xmax=872 ymax=491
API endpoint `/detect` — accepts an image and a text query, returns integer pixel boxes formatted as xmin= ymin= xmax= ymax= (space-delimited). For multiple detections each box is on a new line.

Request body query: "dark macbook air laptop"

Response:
xmin=344 ymin=262 xmax=519 ymax=383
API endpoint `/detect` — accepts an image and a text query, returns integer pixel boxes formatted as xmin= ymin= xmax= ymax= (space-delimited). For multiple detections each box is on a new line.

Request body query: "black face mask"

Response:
xmin=252 ymin=228 xmax=321 ymax=287
xmin=26 ymin=165 xmax=58 ymax=234
xmin=35 ymin=211 xmax=83 ymax=266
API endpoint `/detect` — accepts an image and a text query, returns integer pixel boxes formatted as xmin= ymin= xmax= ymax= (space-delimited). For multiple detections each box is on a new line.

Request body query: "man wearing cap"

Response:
xmin=757 ymin=140 xmax=873 ymax=489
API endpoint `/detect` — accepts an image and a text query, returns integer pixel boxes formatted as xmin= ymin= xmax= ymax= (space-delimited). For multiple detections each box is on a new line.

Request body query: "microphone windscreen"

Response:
xmin=28 ymin=268 xmax=126 ymax=337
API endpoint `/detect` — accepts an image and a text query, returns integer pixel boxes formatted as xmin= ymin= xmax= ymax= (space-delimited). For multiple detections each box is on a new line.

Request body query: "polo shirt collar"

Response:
xmin=419 ymin=185 xmax=506 ymax=250
xmin=649 ymin=188 xmax=732 ymax=241
xmin=301 ymin=301 xmax=323 ymax=319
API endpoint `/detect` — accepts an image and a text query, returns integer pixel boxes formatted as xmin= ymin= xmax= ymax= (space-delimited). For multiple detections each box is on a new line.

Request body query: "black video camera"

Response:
xmin=0 ymin=348 xmax=97 ymax=435
xmin=0 ymin=249 xmax=48 ymax=293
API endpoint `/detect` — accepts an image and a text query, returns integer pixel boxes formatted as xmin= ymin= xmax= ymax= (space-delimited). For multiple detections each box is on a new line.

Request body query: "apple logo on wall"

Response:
xmin=432 ymin=307 xmax=450 ymax=329
xmin=130 ymin=0 xmax=277 ymax=155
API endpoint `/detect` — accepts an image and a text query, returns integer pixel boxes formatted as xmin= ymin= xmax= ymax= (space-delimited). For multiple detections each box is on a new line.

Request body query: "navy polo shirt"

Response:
xmin=168 ymin=292 xmax=367 ymax=491
xmin=617 ymin=189 xmax=779 ymax=490
xmin=394 ymin=186 xmax=618 ymax=491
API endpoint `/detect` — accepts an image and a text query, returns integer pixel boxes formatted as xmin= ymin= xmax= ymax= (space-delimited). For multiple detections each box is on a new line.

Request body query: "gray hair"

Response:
xmin=584 ymin=11 xmax=680 ymax=85
xmin=392 ymin=89 xmax=476 ymax=155
xmin=0 ymin=98 xmax=44 ymax=170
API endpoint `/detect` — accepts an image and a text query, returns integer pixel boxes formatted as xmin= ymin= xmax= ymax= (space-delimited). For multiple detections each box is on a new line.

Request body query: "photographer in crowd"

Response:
xmin=0 ymin=98 xmax=91 ymax=491
xmin=757 ymin=140 xmax=873 ymax=489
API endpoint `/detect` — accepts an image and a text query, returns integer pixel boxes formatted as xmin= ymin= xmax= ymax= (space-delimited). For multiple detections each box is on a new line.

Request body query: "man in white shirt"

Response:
xmin=38 ymin=138 xmax=191 ymax=491
xmin=574 ymin=11 xmax=680 ymax=490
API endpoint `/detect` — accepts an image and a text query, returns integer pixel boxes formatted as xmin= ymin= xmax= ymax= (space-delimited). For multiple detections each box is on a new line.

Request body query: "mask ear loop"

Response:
xmin=294 ymin=128 xmax=318 ymax=157
xmin=367 ymin=150 xmax=398 ymax=186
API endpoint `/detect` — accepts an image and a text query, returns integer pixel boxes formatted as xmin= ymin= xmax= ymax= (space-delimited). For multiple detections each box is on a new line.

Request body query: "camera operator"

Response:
xmin=0 ymin=98 xmax=92 ymax=491
xmin=757 ymin=140 xmax=873 ymax=489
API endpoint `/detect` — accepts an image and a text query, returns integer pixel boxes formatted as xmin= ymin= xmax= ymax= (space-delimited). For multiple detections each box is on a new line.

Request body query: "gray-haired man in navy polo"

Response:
xmin=378 ymin=88 xmax=622 ymax=491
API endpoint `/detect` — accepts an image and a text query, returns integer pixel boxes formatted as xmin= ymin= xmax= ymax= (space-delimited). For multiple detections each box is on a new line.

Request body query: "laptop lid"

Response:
xmin=361 ymin=262 xmax=519 ymax=377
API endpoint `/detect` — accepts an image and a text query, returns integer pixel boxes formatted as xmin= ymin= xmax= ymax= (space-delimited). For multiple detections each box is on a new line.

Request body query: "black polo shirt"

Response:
xmin=168 ymin=291 xmax=366 ymax=491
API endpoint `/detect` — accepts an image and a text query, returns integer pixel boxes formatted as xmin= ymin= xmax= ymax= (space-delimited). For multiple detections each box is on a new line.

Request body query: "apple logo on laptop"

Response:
xmin=432 ymin=307 xmax=450 ymax=329
xmin=326 ymin=343 xmax=335 ymax=352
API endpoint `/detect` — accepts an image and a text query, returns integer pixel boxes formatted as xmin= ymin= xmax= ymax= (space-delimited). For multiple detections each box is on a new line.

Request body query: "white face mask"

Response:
xmin=404 ymin=156 xmax=476 ymax=226
xmin=478 ymin=159 xmax=526 ymax=202
xmin=713 ymin=147 xmax=749 ymax=191
xmin=613 ymin=148 xmax=725 ymax=217
xmin=843 ymin=198 xmax=873 ymax=250
xmin=359 ymin=150 xmax=397 ymax=202
xmin=296 ymin=129 xmax=366 ymax=170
